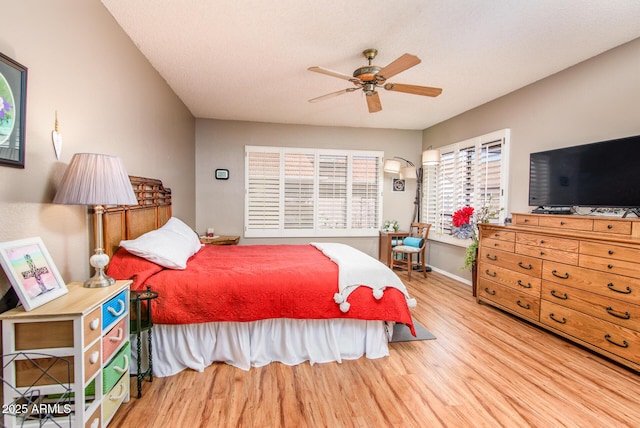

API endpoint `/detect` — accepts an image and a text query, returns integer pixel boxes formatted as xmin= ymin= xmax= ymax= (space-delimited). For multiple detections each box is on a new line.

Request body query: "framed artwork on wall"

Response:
xmin=0 ymin=52 xmax=28 ymax=168
xmin=393 ymin=178 xmax=406 ymax=192
xmin=0 ymin=237 xmax=68 ymax=311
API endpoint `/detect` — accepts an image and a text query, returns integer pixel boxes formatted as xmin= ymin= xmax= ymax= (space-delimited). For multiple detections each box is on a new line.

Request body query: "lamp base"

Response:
xmin=84 ymin=270 xmax=116 ymax=288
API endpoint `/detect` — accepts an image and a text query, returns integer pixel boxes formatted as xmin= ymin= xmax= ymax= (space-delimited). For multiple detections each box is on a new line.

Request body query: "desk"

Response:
xmin=200 ymin=235 xmax=240 ymax=245
xmin=378 ymin=231 xmax=409 ymax=267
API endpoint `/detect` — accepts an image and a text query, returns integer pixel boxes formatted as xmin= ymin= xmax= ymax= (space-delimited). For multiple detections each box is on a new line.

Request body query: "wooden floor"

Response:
xmin=110 ymin=271 xmax=640 ymax=428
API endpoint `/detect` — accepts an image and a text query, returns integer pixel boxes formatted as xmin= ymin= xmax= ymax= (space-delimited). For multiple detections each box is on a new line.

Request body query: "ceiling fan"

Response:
xmin=308 ymin=49 xmax=442 ymax=113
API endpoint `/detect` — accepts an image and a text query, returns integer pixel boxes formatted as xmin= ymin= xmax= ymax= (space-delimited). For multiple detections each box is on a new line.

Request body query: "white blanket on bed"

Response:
xmin=311 ymin=242 xmax=417 ymax=313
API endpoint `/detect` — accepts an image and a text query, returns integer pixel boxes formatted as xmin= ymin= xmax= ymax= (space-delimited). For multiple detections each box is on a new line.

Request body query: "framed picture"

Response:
xmin=0 ymin=237 xmax=67 ymax=311
xmin=0 ymin=52 xmax=28 ymax=168
xmin=215 ymin=168 xmax=229 ymax=180
xmin=393 ymin=178 xmax=406 ymax=192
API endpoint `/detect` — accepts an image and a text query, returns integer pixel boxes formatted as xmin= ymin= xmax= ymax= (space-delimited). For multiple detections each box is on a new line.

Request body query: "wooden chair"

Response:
xmin=391 ymin=222 xmax=431 ymax=280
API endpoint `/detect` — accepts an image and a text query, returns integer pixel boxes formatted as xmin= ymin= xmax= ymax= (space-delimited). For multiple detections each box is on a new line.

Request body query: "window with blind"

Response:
xmin=422 ymin=129 xmax=510 ymax=241
xmin=245 ymin=146 xmax=383 ymax=237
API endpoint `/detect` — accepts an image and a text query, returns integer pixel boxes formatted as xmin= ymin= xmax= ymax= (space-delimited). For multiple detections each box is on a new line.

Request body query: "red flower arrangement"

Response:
xmin=452 ymin=206 xmax=474 ymax=227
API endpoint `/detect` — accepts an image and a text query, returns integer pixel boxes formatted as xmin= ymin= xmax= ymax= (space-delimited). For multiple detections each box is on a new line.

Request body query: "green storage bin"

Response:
xmin=103 ymin=341 xmax=130 ymax=394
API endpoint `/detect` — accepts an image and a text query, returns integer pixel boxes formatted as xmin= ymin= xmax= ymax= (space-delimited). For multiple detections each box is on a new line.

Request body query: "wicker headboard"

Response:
xmin=102 ymin=176 xmax=172 ymax=258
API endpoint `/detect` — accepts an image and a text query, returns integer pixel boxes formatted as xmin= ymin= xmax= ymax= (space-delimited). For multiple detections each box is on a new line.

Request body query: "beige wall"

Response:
xmin=0 ymin=1 xmax=195 ymax=289
xmin=195 ymin=119 xmax=422 ymax=257
xmin=423 ymin=37 xmax=640 ymax=282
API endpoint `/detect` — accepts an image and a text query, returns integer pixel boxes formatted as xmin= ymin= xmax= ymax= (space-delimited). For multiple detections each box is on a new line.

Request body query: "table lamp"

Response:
xmin=53 ymin=153 xmax=138 ymax=287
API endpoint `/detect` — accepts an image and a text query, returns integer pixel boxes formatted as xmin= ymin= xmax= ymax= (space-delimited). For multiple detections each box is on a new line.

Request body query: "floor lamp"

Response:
xmin=53 ymin=153 xmax=138 ymax=287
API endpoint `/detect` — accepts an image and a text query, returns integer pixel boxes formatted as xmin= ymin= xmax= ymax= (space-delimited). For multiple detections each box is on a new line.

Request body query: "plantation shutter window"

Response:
xmin=422 ymin=129 xmax=510 ymax=241
xmin=245 ymin=146 xmax=383 ymax=238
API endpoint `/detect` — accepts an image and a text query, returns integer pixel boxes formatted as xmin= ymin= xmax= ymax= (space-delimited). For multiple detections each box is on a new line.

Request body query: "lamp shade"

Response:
xmin=53 ymin=153 xmax=138 ymax=206
xmin=400 ymin=165 xmax=417 ymax=179
xmin=383 ymin=159 xmax=402 ymax=174
xmin=422 ymin=149 xmax=440 ymax=165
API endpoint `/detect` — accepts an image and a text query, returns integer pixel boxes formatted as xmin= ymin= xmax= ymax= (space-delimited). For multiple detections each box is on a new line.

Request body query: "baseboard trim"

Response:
xmin=428 ymin=266 xmax=472 ymax=287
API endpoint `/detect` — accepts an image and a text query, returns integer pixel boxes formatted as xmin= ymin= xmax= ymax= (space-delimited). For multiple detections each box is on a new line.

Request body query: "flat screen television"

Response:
xmin=528 ymin=134 xmax=640 ymax=210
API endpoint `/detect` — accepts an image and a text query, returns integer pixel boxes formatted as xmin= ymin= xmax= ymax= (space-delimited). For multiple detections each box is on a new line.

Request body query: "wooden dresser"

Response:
xmin=1 ymin=280 xmax=131 ymax=427
xmin=477 ymin=213 xmax=640 ymax=371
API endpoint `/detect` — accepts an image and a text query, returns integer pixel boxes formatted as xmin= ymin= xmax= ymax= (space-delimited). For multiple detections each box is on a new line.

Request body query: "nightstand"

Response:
xmin=130 ymin=286 xmax=158 ymax=398
xmin=200 ymin=235 xmax=240 ymax=245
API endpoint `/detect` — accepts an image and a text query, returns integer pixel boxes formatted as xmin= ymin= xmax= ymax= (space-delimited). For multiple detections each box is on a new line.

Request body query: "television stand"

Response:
xmin=622 ymin=208 xmax=640 ymax=218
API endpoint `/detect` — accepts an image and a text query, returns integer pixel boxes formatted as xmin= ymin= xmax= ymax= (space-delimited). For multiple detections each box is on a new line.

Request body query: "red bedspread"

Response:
xmin=108 ymin=244 xmax=413 ymax=332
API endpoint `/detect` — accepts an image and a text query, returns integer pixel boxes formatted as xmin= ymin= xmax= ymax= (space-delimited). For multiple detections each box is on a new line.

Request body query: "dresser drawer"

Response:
xmin=102 ymin=318 xmax=127 ymax=363
xmin=478 ymin=278 xmax=540 ymax=321
xmin=103 ymin=290 xmax=128 ymax=330
xmin=512 ymin=214 xmax=538 ymax=226
xmin=542 ymin=261 xmax=640 ymax=306
xmin=593 ymin=219 xmax=632 ymax=235
xmin=580 ymin=241 xmax=640 ymax=263
xmin=102 ymin=372 xmax=129 ymax=424
xmin=103 ymin=341 xmax=130 ymax=394
xmin=516 ymin=232 xmax=579 ymax=252
xmin=516 ymin=243 xmax=579 ymax=265
xmin=83 ymin=307 xmax=102 ymax=348
xmin=538 ymin=216 xmax=593 ymax=231
xmin=482 ymin=238 xmax=515 ymax=252
xmin=540 ymin=300 xmax=640 ymax=364
xmin=84 ymin=340 xmax=101 ymax=383
xmin=481 ymin=229 xmax=516 ymax=242
xmin=479 ymin=247 xmax=542 ymax=277
xmin=541 ymin=281 xmax=640 ymax=331
xmin=579 ymin=254 xmax=640 ymax=278
xmin=478 ymin=262 xmax=541 ymax=296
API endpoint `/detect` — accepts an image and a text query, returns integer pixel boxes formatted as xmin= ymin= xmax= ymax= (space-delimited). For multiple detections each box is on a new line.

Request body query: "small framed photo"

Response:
xmin=393 ymin=178 xmax=406 ymax=192
xmin=0 ymin=237 xmax=67 ymax=311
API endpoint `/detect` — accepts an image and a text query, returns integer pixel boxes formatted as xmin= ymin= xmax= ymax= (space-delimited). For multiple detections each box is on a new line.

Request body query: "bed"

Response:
xmin=103 ymin=176 xmax=416 ymax=376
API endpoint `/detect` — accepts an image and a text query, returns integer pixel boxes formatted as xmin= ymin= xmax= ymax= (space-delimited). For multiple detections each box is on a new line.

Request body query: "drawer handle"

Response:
xmin=606 ymin=307 xmax=631 ymax=320
xmin=108 ymin=299 xmax=126 ymax=317
xmin=90 ymin=318 xmax=100 ymax=330
xmin=518 ymin=261 xmax=533 ymax=270
xmin=484 ymin=287 xmax=496 ymax=296
xmin=113 ymin=354 xmax=129 ymax=374
xmin=540 ymin=251 xmax=545 ymax=256
xmin=607 ymin=283 xmax=632 ymax=294
xmin=551 ymin=270 xmax=569 ymax=279
xmin=607 ymin=224 xmax=613 ymax=229
xmin=109 ymin=382 xmax=128 ymax=401
xmin=517 ymin=280 xmax=531 ymax=289
xmin=607 ymin=264 xmax=614 ymax=269
xmin=549 ymin=313 xmax=567 ymax=324
xmin=540 ymin=240 xmax=545 ymax=244
xmin=608 ymin=250 xmax=614 ymax=255
xmin=109 ymin=327 xmax=124 ymax=342
xmin=523 ymin=219 xmax=529 ymax=223
xmin=485 ymin=269 xmax=497 ymax=278
xmin=604 ymin=334 xmax=629 ymax=348
xmin=89 ymin=351 xmax=99 ymax=365
xmin=560 ymin=221 xmax=566 ymax=226
xmin=516 ymin=300 xmax=530 ymax=310
xmin=550 ymin=290 xmax=568 ymax=300
xmin=493 ymin=233 xmax=500 ymax=237
xmin=486 ymin=253 xmax=497 ymax=261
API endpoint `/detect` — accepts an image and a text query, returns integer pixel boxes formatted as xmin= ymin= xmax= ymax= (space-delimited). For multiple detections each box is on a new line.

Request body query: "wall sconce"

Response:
xmin=422 ymin=146 xmax=440 ymax=165
xmin=383 ymin=156 xmax=416 ymax=179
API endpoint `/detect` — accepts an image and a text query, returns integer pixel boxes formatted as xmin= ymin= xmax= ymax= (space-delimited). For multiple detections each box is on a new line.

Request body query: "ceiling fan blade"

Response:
xmin=383 ymin=83 xmax=442 ymax=97
xmin=366 ymin=92 xmax=382 ymax=113
xmin=308 ymin=66 xmax=355 ymax=81
xmin=377 ymin=54 xmax=421 ymax=80
xmin=309 ymin=88 xmax=355 ymax=103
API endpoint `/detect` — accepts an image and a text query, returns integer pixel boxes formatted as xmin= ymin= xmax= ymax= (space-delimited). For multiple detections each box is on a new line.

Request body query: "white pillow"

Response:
xmin=119 ymin=217 xmax=202 ymax=269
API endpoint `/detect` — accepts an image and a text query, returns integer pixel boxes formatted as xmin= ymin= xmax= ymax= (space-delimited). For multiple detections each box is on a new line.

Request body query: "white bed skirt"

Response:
xmin=132 ymin=318 xmax=391 ymax=377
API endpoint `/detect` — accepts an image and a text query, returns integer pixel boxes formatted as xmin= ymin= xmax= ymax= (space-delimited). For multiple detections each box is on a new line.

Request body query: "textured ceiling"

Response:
xmin=101 ymin=0 xmax=640 ymax=130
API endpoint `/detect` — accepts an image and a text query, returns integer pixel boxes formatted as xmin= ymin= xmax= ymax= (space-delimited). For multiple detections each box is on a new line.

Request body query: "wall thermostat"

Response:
xmin=215 ymin=169 xmax=229 ymax=180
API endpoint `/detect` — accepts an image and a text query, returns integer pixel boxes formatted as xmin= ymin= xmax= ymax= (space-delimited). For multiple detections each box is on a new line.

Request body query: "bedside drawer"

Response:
xmin=103 ymin=290 xmax=128 ymax=330
xmin=102 ymin=373 xmax=129 ymax=424
xmin=84 ymin=307 xmax=102 ymax=348
xmin=103 ymin=341 xmax=130 ymax=394
xmin=103 ymin=318 xmax=127 ymax=363
xmin=84 ymin=340 xmax=101 ymax=383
